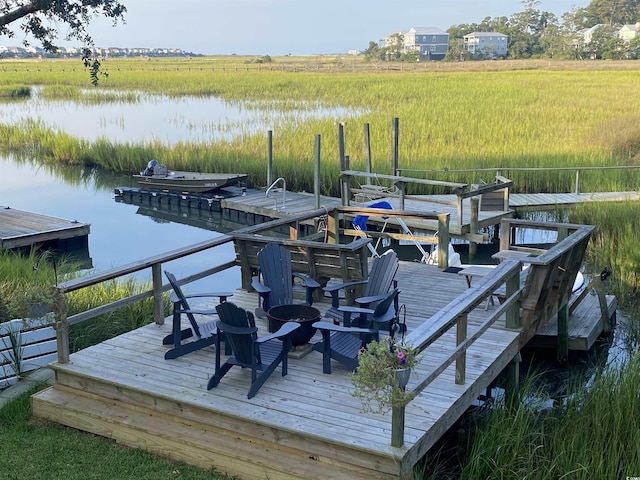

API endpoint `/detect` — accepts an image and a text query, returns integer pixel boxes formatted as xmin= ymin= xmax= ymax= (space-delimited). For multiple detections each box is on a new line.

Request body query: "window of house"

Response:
xmin=432 ymin=36 xmax=437 ymax=42
xmin=430 ymin=45 xmax=436 ymax=52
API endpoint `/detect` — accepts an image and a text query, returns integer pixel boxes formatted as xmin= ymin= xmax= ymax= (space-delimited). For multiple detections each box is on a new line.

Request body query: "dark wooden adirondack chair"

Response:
xmin=313 ymin=288 xmax=401 ymax=374
xmin=207 ymin=302 xmax=300 ymax=399
xmin=251 ymin=242 xmax=320 ymax=313
xmin=163 ymin=271 xmax=232 ymax=360
xmin=324 ymin=249 xmax=399 ymax=325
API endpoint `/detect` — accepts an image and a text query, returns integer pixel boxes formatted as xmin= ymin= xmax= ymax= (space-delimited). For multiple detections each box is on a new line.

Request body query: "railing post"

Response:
xmin=396 ymin=180 xmax=406 ymax=210
xmin=575 ymin=169 xmax=580 ymax=194
xmin=55 ymin=288 xmax=70 ymax=364
xmin=469 ymin=197 xmax=479 ymax=261
xmin=391 ymin=117 xmax=399 ymax=176
xmin=363 ymin=123 xmax=372 ymax=185
xmin=391 ymin=405 xmax=405 ymax=447
xmin=455 ymin=313 xmax=467 ymax=385
xmin=152 ymin=263 xmax=164 ymax=325
xmin=437 ymin=214 xmax=450 ymax=269
xmin=326 ymin=209 xmax=340 ymax=244
xmin=341 ymin=156 xmax=351 ymax=207
xmin=314 ymin=134 xmax=321 ymax=210
xmin=505 ymin=268 xmax=521 ymax=329
xmin=267 ymin=129 xmax=273 ymax=187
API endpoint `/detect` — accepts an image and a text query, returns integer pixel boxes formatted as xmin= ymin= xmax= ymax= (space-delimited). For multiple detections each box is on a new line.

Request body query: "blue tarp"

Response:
xmin=352 ymin=201 xmax=393 ymax=231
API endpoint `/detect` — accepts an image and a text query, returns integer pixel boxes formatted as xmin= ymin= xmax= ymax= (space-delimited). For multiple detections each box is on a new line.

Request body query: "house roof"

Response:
xmin=464 ymin=32 xmax=508 ymax=38
xmin=405 ymin=27 xmax=448 ymax=36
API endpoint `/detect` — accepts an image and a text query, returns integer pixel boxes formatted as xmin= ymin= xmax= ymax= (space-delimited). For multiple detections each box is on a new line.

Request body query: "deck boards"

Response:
xmin=0 ymin=206 xmax=90 ymax=250
xmin=31 ymin=260 xmax=615 ymax=479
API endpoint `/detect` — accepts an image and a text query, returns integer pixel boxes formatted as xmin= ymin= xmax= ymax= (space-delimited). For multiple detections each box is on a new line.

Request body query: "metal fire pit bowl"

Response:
xmin=266 ymin=304 xmax=321 ymax=347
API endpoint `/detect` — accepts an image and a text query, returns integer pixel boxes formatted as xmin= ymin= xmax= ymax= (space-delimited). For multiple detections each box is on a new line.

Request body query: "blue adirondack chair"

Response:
xmin=207 ymin=302 xmax=300 ymax=399
xmin=163 ymin=271 xmax=232 ymax=360
xmin=323 ymin=249 xmax=399 ymax=325
xmin=251 ymin=242 xmax=320 ymax=313
xmin=313 ymin=288 xmax=401 ymax=374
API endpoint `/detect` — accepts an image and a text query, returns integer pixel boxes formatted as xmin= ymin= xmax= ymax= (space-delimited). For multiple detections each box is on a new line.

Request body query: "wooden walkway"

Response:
xmin=31 ymin=260 xmax=615 ymax=479
xmin=0 ymin=206 xmax=90 ymax=251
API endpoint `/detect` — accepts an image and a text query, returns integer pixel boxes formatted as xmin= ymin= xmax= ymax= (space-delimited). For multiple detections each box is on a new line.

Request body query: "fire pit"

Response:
xmin=266 ymin=304 xmax=321 ymax=347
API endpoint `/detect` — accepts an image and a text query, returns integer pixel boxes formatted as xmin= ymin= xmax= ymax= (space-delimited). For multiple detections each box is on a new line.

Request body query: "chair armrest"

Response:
xmin=355 ymin=292 xmax=387 ymax=307
xmin=312 ymin=321 xmax=377 ymax=335
xmin=292 ymin=272 xmax=320 ymax=289
xmin=251 ymin=276 xmax=271 ymax=294
xmin=216 ymin=322 xmax=257 ymax=336
xmin=338 ymin=305 xmax=375 ymax=315
xmin=257 ymin=322 xmax=300 ymax=343
xmin=323 ymin=279 xmax=368 ymax=294
xmin=175 ymin=308 xmax=218 ymax=317
xmin=183 ymin=292 xmax=233 ymax=302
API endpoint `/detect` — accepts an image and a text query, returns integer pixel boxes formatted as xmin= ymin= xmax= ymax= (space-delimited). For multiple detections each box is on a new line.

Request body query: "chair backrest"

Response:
xmin=365 ymin=250 xmax=399 ymax=297
xmin=165 ymin=270 xmax=202 ymax=337
xmin=216 ymin=302 xmax=260 ymax=366
xmin=371 ymin=288 xmax=400 ymax=326
xmin=257 ymin=242 xmax=293 ymax=308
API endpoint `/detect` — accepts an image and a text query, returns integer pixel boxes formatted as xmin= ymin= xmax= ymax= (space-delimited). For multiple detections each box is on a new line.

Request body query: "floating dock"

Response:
xmin=0 ymin=206 xmax=90 ymax=254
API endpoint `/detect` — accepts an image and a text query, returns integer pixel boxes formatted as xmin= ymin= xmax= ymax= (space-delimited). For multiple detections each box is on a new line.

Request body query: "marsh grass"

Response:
xmin=453 ymin=351 xmax=640 ymax=480
xmin=0 ymin=84 xmax=30 ymax=98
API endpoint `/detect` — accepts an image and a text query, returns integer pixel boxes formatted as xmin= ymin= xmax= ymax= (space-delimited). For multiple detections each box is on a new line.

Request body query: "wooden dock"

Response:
xmin=0 ymin=206 xmax=90 ymax=251
xmin=31 ymin=259 xmax=615 ymax=479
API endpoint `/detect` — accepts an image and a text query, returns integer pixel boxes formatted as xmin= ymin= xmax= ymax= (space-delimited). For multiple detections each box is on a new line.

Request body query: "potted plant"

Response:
xmin=349 ymin=336 xmax=421 ymax=414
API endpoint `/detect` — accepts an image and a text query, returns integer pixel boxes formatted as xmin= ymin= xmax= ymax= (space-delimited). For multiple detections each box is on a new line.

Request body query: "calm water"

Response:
xmin=0 ymin=87 xmax=365 ymax=144
xmin=0 ymin=155 xmax=240 ymax=288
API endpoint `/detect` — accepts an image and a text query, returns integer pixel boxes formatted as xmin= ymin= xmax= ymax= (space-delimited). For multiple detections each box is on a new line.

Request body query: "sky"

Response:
xmin=47 ymin=0 xmax=584 ymax=55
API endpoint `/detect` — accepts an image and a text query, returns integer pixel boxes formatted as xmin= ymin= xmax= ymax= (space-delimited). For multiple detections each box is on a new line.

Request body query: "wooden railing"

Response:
xmin=53 ymin=205 xmax=452 ymax=363
xmin=390 ymin=218 xmax=595 ymax=447
xmin=398 ymin=165 xmax=640 ymax=195
xmin=340 ymin=169 xmax=511 ymax=234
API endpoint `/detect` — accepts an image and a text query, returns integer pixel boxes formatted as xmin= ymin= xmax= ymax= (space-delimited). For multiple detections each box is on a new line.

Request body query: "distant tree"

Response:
xmin=586 ymin=24 xmax=619 ymax=58
xmin=384 ymin=33 xmax=404 ymax=60
xmin=0 ymin=0 xmax=127 ymax=84
xmin=363 ymin=40 xmax=383 ymax=61
xmin=582 ymin=0 xmax=640 ymax=26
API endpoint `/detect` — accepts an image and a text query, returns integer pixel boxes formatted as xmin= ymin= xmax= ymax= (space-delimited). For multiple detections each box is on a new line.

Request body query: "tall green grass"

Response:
xmin=452 ymin=351 xmax=640 ymax=479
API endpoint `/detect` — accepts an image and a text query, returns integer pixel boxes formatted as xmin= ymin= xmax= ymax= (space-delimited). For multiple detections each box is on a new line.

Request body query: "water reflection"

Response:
xmin=0 ymin=87 xmax=366 ymax=145
xmin=0 ymin=155 xmax=240 ymax=289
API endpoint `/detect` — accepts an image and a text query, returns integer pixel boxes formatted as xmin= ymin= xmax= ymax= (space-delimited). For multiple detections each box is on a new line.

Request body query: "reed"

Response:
xmin=0 ymin=84 xmax=30 ymax=98
xmin=454 ymin=351 xmax=640 ymax=479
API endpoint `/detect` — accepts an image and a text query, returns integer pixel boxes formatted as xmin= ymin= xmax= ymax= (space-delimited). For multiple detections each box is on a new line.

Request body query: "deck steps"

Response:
xmin=32 ymin=384 xmax=396 ymax=480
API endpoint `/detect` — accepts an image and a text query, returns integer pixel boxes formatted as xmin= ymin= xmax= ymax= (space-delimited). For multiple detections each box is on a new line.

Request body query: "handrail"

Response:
xmin=266 ymin=177 xmax=286 ymax=209
xmin=397 ymin=165 xmax=640 ymax=195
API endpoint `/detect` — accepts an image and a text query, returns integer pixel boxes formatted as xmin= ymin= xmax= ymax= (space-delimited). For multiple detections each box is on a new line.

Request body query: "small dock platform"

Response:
xmin=0 ymin=206 xmax=90 ymax=252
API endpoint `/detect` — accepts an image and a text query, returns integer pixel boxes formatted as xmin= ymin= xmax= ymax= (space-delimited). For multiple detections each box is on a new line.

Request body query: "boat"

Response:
xmin=133 ymin=160 xmax=248 ymax=193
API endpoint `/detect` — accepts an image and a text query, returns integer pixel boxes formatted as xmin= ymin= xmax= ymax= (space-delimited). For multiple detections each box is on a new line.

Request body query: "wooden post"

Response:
xmin=505 ymin=353 xmax=521 ymax=409
xmin=391 ymin=405 xmax=405 ymax=447
xmin=592 ymin=276 xmax=612 ymax=333
xmin=499 ymin=219 xmax=510 ymax=251
xmin=469 ymin=197 xmax=479 ymax=261
xmin=55 ymin=289 xmax=70 ymax=364
xmin=341 ymin=156 xmax=351 ymax=207
xmin=364 ymin=123 xmax=372 ymax=185
xmin=314 ymin=134 xmax=321 ymax=210
xmin=557 ymin=302 xmax=568 ymax=363
xmin=575 ymin=169 xmax=581 ymax=194
xmin=455 ymin=313 xmax=467 ymax=385
xmin=326 ymin=209 xmax=339 ymax=244
xmin=391 ymin=117 xmax=399 ymax=176
xmin=152 ymin=263 xmax=164 ymax=325
xmin=505 ymin=268 xmax=520 ymax=329
xmin=267 ymin=130 xmax=273 ymax=187
xmin=396 ymin=180 xmax=406 ymax=210
xmin=338 ymin=123 xmax=346 ymax=170
xmin=437 ymin=214 xmax=450 ymax=269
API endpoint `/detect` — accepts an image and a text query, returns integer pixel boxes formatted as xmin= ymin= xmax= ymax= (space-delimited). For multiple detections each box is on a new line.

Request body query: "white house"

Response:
xmin=385 ymin=27 xmax=449 ymax=60
xmin=618 ymin=23 xmax=640 ymax=42
xmin=463 ymin=32 xmax=508 ymax=58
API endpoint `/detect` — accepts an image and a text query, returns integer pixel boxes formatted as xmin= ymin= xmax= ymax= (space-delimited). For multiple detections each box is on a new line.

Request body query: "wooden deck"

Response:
xmin=32 ymin=262 xmax=519 ymax=479
xmin=30 ymin=259 xmax=615 ymax=479
xmin=0 ymin=207 xmax=90 ymax=251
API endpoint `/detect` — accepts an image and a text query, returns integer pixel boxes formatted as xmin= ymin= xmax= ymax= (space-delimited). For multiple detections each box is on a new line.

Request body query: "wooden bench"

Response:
xmin=232 ymin=234 xmax=373 ymax=302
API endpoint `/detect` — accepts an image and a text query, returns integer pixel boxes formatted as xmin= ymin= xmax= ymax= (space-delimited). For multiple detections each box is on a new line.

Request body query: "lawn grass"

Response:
xmin=0 ymin=386 xmax=232 ymax=480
